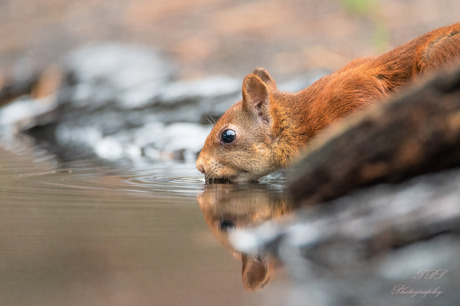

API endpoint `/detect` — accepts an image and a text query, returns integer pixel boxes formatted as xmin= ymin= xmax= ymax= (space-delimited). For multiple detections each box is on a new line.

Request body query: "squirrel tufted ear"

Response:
xmin=242 ymin=74 xmax=271 ymax=124
xmin=253 ymin=67 xmax=277 ymax=91
xmin=242 ymin=74 xmax=268 ymax=105
xmin=241 ymin=255 xmax=273 ymax=291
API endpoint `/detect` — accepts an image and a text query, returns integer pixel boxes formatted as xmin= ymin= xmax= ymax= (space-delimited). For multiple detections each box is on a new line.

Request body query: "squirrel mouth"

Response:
xmin=205 ymin=175 xmax=233 ymax=184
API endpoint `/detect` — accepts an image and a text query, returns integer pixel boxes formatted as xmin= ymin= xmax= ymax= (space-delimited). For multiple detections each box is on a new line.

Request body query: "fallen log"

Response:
xmin=289 ymin=63 xmax=460 ymax=204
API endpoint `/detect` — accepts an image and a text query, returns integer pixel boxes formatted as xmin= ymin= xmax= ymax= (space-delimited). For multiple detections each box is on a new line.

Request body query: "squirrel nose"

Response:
xmin=196 ymin=159 xmax=206 ymax=174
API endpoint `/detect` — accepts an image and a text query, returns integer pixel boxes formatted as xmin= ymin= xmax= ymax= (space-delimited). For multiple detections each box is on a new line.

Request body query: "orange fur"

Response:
xmin=197 ymin=23 xmax=460 ymax=182
xmin=196 ymin=184 xmax=293 ymax=290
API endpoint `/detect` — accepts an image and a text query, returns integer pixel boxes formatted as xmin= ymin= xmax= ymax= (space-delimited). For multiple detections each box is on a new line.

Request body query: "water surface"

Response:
xmin=0 ymin=138 xmax=292 ymax=306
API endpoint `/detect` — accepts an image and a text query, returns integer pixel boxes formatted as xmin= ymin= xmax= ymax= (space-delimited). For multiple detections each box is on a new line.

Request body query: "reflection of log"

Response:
xmin=289 ymin=64 xmax=460 ymax=204
xmin=233 ymin=166 xmax=460 ymax=306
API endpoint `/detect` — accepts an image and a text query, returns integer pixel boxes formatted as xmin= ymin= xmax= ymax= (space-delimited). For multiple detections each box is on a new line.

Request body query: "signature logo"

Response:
xmin=390 ymin=269 xmax=447 ymax=298
xmin=413 ymin=269 xmax=448 ymax=280
xmin=391 ymin=284 xmax=443 ymax=298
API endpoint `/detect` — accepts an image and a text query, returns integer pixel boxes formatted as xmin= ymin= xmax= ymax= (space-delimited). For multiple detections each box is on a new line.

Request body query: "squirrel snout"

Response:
xmin=196 ymin=158 xmax=206 ymax=174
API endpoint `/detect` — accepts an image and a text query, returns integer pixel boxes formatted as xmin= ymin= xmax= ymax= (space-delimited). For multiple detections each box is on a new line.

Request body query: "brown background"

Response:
xmin=0 ymin=0 xmax=458 ymax=80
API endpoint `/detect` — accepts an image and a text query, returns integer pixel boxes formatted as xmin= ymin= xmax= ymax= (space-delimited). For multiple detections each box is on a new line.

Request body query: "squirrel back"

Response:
xmin=197 ymin=23 xmax=460 ymax=182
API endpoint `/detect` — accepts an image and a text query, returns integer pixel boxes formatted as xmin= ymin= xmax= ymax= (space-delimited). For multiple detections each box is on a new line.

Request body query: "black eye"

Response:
xmin=220 ymin=219 xmax=236 ymax=232
xmin=221 ymin=129 xmax=236 ymax=144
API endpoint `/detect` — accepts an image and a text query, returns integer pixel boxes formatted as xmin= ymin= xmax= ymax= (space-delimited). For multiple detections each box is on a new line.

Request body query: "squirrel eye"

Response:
xmin=221 ymin=129 xmax=236 ymax=144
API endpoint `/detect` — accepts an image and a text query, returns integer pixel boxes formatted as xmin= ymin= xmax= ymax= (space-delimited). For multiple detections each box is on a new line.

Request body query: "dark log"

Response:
xmin=288 ymin=63 xmax=460 ymax=204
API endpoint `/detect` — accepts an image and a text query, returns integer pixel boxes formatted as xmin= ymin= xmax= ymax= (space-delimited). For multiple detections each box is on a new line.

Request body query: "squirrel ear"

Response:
xmin=241 ymin=255 xmax=273 ymax=291
xmin=253 ymin=67 xmax=277 ymax=91
xmin=242 ymin=74 xmax=271 ymax=124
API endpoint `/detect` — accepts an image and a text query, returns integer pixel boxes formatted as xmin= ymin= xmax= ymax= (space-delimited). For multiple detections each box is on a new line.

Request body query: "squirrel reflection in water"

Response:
xmin=197 ymin=184 xmax=299 ymax=290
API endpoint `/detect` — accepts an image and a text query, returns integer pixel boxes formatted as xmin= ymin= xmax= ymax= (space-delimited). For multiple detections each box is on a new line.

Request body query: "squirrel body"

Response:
xmin=197 ymin=23 xmax=460 ymax=182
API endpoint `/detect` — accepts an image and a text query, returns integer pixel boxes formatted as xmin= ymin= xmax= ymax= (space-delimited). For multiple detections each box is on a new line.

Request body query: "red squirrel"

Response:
xmin=196 ymin=23 xmax=460 ymax=182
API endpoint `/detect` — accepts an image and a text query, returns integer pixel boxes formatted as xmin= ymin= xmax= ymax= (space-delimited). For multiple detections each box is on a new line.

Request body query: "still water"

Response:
xmin=0 ymin=137 xmax=294 ymax=306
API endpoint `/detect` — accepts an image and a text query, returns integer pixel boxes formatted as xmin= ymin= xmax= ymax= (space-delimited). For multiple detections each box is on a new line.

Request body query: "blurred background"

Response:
xmin=1 ymin=0 xmax=459 ymax=81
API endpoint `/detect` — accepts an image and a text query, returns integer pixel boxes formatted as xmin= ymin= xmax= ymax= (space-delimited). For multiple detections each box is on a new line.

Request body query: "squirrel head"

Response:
xmin=196 ymin=68 xmax=284 ymax=182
